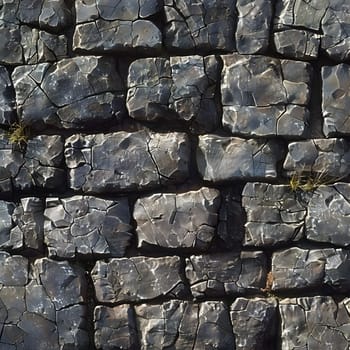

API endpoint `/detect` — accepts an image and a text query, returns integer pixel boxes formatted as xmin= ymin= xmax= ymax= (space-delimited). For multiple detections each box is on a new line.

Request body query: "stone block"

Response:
xmin=44 ymin=196 xmax=132 ymax=258
xmin=221 ymin=54 xmax=311 ymax=137
xmin=92 ymin=256 xmax=187 ymax=303
xmin=65 ymin=131 xmax=190 ymax=193
xmin=134 ymin=187 xmax=220 ymax=250
xmin=0 ymin=66 xmax=16 ymax=125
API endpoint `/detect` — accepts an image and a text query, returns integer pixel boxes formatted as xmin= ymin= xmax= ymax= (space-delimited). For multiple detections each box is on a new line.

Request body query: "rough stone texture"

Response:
xmin=74 ymin=0 xmax=162 ymax=54
xmin=272 ymin=247 xmax=350 ymax=291
xmin=236 ymin=0 xmax=273 ymax=54
xmin=164 ymin=0 xmax=236 ymax=52
xmin=284 ymin=139 xmax=350 ymax=178
xmin=127 ymin=55 xmax=219 ymax=133
xmin=280 ymin=297 xmax=350 ymax=350
xmin=197 ymin=135 xmax=282 ymax=181
xmin=134 ymin=187 xmax=220 ymax=250
xmin=242 ymin=183 xmax=306 ymax=247
xmin=135 ymin=301 xmax=234 ymax=350
xmin=44 ymin=196 xmax=132 ymax=258
xmin=0 ymin=66 xmax=16 ymax=125
xmin=94 ymin=305 xmax=138 ymax=350
xmin=230 ymin=298 xmax=277 ymax=350
xmin=185 ymin=251 xmax=267 ymax=298
xmin=221 ymin=54 xmax=311 ymax=137
xmin=92 ymin=256 xmax=187 ymax=303
xmin=65 ymin=131 xmax=190 ymax=193
xmin=12 ymin=56 xmax=125 ymax=129
xmin=322 ymin=64 xmax=350 ymax=137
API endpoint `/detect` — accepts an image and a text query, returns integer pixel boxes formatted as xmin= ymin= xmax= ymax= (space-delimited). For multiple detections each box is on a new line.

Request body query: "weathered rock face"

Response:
xmin=65 ymin=131 xmax=190 ymax=193
xmin=134 ymin=187 xmax=220 ymax=250
xmin=127 ymin=55 xmax=219 ymax=132
xmin=221 ymin=54 xmax=311 ymax=137
xmin=74 ymin=0 xmax=162 ymax=54
xmin=44 ymin=196 xmax=132 ymax=258
xmin=12 ymin=56 xmax=125 ymax=129
xmin=0 ymin=66 xmax=16 ymax=125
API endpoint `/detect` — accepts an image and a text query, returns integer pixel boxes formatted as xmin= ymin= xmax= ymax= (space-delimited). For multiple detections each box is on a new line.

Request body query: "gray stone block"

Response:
xmin=65 ymin=131 xmax=190 ymax=193
xmin=322 ymin=64 xmax=350 ymax=136
xmin=44 ymin=196 xmax=132 ymax=258
xmin=236 ymin=0 xmax=272 ymax=54
xmin=134 ymin=187 xmax=220 ymax=250
xmin=12 ymin=56 xmax=125 ymax=129
xmin=242 ymin=183 xmax=305 ymax=247
xmin=92 ymin=256 xmax=186 ymax=303
xmin=197 ymin=135 xmax=282 ymax=182
xmin=135 ymin=300 xmax=235 ymax=349
xmin=0 ymin=66 xmax=16 ymax=125
xmin=221 ymin=54 xmax=311 ymax=137
xmin=280 ymin=297 xmax=350 ymax=350
xmin=230 ymin=298 xmax=277 ymax=350
xmin=185 ymin=251 xmax=267 ymax=298
xmin=164 ymin=0 xmax=236 ymax=51
xmin=127 ymin=55 xmax=219 ymax=133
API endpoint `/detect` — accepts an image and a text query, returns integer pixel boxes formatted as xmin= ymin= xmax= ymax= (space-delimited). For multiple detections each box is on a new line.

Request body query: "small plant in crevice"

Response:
xmin=7 ymin=122 xmax=30 ymax=148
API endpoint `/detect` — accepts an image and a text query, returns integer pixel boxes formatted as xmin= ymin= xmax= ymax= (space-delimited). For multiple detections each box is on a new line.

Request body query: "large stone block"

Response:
xmin=134 ymin=187 xmax=220 ymax=250
xmin=135 ymin=300 xmax=235 ymax=350
xmin=65 ymin=131 xmax=190 ymax=193
xmin=197 ymin=135 xmax=282 ymax=182
xmin=164 ymin=0 xmax=236 ymax=51
xmin=44 ymin=196 xmax=132 ymax=258
xmin=92 ymin=256 xmax=187 ymax=303
xmin=127 ymin=56 xmax=220 ymax=132
xmin=185 ymin=251 xmax=267 ymax=298
xmin=280 ymin=297 xmax=350 ymax=350
xmin=12 ymin=56 xmax=125 ymax=129
xmin=221 ymin=54 xmax=311 ymax=137
xmin=74 ymin=0 xmax=161 ymax=54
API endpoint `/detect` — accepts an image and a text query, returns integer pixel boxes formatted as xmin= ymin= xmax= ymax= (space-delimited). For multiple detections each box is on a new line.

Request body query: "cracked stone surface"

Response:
xmin=0 ymin=66 xmax=16 ymax=125
xmin=242 ymin=183 xmax=306 ymax=247
xmin=92 ymin=256 xmax=187 ymax=303
xmin=65 ymin=131 xmax=190 ymax=193
xmin=134 ymin=187 xmax=220 ymax=250
xmin=221 ymin=54 xmax=311 ymax=137
xmin=197 ymin=135 xmax=282 ymax=182
xmin=74 ymin=0 xmax=162 ymax=54
xmin=185 ymin=251 xmax=267 ymax=298
xmin=236 ymin=0 xmax=273 ymax=54
xmin=284 ymin=138 xmax=350 ymax=177
xmin=0 ymin=133 xmax=65 ymax=193
xmin=12 ymin=56 xmax=125 ymax=130
xmin=135 ymin=300 xmax=235 ymax=350
xmin=44 ymin=196 xmax=132 ymax=258
xmin=280 ymin=297 xmax=350 ymax=350
xmin=94 ymin=305 xmax=138 ymax=350
xmin=127 ymin=55 xmax=219 ymax=133
xmin=164 ymin=0 xmax=236 ymax=52
xmin=230 ymin=298 xmax=277 ymax=350
xmin=322 ymin=64 xmax=350 ymax=137
xmin=0 ymin=253 xmax=89 ymax=349
xmin=271 ymin=247 xmax=350 ymax=291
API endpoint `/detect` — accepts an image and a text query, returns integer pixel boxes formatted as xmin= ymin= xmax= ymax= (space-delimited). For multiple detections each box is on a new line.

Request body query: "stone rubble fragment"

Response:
xmin=280 ymin=297 xmax=350 ymax=350
xmin=185 ymin=251 xmax=267 ymax=298
xmin=92 ymin=256 xmax=187 ymax=303
xmin=65 ymin=131 xmax=190 ymax=193
xmin=230 ymin=297 xmax=277 ymax=350
xmin=127 ymin=55 xmax=220 ymax=133
xmin=134 ymin=187 xmax=220 ymax=250
xmin=12 ymin=56 xmax=125 ymax=129
xmin=164 ymin=0 xmax=236 ymax=52
xmin=221 ymin=54 xmax=311 ymax=137
xmin=135 ymin=300 xmax=235 ymax=350
xmin=74 ymin=0 xmax=162 ymax=54
xmin=44 ymin=196 xmax=132 ymax=258
xmin=197 ymin=135 xmax=282 ymax=181
xmin=242 ymin=182 xmax=306 ymax=247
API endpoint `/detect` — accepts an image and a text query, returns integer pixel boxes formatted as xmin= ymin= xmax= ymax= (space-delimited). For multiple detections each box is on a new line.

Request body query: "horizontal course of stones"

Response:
xmin=1 ymin=0 xmax=350 ymax=349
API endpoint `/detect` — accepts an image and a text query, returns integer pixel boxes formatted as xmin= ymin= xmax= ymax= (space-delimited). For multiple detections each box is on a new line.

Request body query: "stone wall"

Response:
xmin=0 ymin=0 xmax=350 ymax=349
